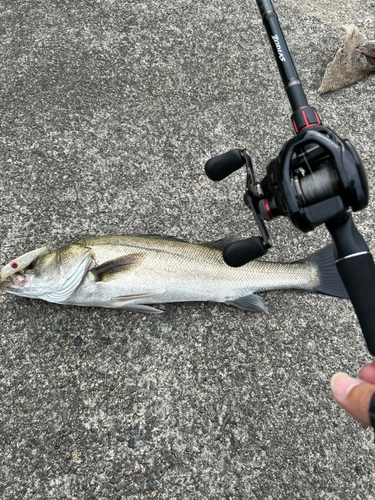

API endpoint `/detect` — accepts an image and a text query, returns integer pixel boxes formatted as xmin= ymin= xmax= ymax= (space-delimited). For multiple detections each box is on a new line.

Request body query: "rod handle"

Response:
xmin=327 ymin=216 xmax=375 ymax=355
xmin=336 ymin=254 xmax=375 ymax=355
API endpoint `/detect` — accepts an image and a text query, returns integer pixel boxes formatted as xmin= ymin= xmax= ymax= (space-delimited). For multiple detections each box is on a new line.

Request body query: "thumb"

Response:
xmin=331 ymin=372 xmax=375 ymax=426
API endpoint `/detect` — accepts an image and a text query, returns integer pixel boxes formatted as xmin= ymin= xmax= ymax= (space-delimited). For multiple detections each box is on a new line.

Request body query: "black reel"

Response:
xmin=205 ymin=127 xmax=368 ymax=265
xmin=205 ymin=0 xmax=375 ymax=355
xmin=260 ymin=127 xmax=368 ymax=230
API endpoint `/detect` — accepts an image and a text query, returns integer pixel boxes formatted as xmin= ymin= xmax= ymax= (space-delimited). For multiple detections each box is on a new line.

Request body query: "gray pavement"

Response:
xmin=0 ymin=0 xmax=375 ymax=498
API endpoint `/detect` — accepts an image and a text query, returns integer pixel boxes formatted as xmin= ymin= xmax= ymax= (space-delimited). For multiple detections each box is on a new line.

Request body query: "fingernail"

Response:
xmin=331 ymin=372 xmax=362 ymax=399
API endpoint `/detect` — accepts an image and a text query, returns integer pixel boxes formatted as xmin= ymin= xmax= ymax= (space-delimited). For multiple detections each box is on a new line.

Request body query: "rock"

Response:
xmin=148 ymin=476 xmax=159 ymax=491
xmin=319 ymin=25 xmax=375 ymax=94
xmin=62 ymin=408 xmax=69 ymax=425
xmin=231 ymin=434 xmax=240 ymax=450
xmin=74 ymin=335 xmax=83 ymax=347
xmin=50 ymin=320 xmax=59 ymax=332
xmin=220 ymin=414 xmax=231 ymax=432
xmin=126 ymin=386 xmax=140 ymax=396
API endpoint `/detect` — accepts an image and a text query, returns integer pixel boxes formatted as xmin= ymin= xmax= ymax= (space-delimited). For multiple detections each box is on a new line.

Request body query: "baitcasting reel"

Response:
xmin=205 ymin=0 xmax=375 ymax=355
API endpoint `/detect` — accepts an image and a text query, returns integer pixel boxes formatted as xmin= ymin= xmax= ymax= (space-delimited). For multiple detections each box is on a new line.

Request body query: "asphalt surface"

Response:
xmin=0 ymin=0 xmax=375 ymax=498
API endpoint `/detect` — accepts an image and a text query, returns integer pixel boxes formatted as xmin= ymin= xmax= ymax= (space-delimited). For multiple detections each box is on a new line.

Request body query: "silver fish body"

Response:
xmin=0 ymin=235 xmax=348 ymax=313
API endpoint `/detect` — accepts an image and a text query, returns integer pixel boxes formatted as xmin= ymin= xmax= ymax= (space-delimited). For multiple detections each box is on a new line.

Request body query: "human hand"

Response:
xmin=331 ymin=362 xmax=375 ymax=426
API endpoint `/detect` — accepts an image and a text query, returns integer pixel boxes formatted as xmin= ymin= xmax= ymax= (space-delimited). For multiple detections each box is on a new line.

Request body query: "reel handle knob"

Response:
xmin=205 ymin=149 xmax=245 ymax=181
xmin=223 ymin=237 xmax=268 ymax=267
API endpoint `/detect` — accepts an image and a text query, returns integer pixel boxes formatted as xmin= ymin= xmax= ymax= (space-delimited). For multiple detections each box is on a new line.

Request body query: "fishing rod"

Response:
xmin=205 ymin=0 xmax=375 ymax=355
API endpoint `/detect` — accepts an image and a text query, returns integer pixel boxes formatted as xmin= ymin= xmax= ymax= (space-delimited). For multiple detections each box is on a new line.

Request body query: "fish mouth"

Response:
xmin=0 ymin=273 xmax=28 ymax=295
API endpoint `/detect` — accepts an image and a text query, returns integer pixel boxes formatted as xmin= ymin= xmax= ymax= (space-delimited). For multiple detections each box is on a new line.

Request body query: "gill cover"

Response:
xmin=40 ymin=247 xmax=92 ymax=303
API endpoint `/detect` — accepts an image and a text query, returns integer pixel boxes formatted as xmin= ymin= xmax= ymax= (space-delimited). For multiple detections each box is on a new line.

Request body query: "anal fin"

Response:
xmin=226 ymin=294 xmax=266 ymax=312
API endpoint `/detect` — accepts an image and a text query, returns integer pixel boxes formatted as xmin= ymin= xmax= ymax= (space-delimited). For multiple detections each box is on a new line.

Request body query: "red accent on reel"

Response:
xmin=264 ymin=198 xmax=275 ymax=219
xmin=292 ymin=106 xmax=321 ymax=134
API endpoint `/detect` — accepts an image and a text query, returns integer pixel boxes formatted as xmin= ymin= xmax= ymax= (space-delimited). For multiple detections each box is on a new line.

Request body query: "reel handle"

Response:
xmin=205 ymin=149 xmax=244 ymax=181
xmin=327 ymin=216 xmax=375 ymax=355
xmin=223 ymin=237 xmax=268 ymax=267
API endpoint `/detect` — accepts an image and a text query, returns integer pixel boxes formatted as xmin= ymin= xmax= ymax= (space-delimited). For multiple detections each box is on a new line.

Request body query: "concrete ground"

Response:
xmin=0 ymin=0 xmax=374 ymax=498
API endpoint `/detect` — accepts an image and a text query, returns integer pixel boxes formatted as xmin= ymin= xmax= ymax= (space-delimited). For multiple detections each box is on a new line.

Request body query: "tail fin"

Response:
xmin=302 ymin=245 xmax=349 ymax=299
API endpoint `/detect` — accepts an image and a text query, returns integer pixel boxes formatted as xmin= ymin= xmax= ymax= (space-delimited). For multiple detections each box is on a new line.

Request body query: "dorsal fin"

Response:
xmin=130 ymin=234 xmax=186 ymax=243
xmin=130 ymin=234 xmax=238 ymax=251
xmin=198 ymin=237 xmax=238 ymax=251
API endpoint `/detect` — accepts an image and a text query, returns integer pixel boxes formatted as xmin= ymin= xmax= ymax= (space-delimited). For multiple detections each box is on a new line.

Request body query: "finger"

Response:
xmin=358 ymin=361 xmax=375 ymax=384
xmin=331 ymin=372 xmax=375 ymax=426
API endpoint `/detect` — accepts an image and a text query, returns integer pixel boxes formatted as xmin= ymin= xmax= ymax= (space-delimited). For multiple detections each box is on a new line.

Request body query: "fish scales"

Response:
xmin=76 ymin=237 xmax=315 ymax=302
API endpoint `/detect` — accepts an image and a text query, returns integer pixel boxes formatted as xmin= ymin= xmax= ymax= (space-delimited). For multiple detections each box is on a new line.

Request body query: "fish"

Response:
xmin=0 ymin=235 xmax=348 ymax=314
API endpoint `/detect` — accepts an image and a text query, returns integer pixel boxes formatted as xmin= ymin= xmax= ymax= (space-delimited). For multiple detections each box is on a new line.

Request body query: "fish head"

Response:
xmin=0 ymin=244 xmax=91 ymax=301
xmin=0 ymin=249 xmax=60 ymax=297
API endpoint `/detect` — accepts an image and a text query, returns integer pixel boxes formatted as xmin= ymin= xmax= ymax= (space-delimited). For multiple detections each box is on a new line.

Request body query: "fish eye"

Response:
xmin=28 ymin=257 xmax=40 ymax=270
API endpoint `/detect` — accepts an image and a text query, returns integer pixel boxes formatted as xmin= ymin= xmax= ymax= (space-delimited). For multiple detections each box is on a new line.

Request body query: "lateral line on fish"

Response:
xmin=84 ymin=241 xmax=216 ymax=262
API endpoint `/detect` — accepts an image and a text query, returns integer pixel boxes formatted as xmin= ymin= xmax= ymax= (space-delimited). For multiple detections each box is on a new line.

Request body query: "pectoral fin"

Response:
xmin=226 ymin=294 xmax=266 ymax=312
xmin=91 ymin=253 xmax=145 ymax=282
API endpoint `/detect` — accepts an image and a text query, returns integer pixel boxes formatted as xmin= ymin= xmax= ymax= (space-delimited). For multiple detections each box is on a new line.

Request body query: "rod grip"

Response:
xmin=335 ymin=253 xmax=375 ymax=355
